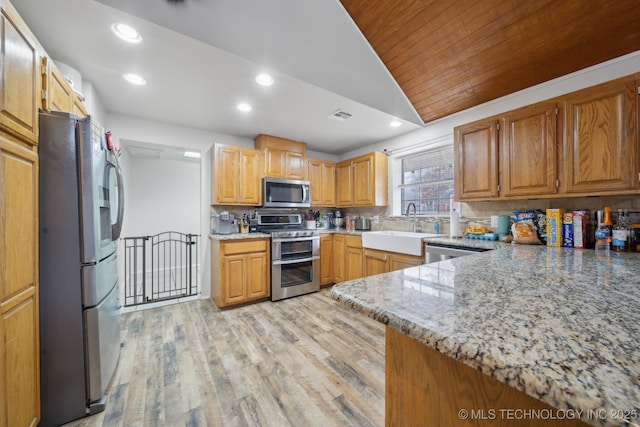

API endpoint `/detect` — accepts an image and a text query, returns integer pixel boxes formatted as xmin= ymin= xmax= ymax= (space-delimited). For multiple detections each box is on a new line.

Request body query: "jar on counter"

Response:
xmin=345 ymin=215 xmax=355 ymax=231
xmin=632 ymin=224 xmax=640 ymax=251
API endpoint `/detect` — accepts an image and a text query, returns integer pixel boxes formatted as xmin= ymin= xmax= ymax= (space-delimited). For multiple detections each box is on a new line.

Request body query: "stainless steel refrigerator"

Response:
xmin=38 ymin=111 xmax=124 ymax=427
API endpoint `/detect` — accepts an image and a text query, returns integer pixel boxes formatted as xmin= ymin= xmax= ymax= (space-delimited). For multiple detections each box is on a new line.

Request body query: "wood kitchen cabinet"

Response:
xmin=0 ymin=2 xmax=40 ymax=425
xmin=454 ymin=118 xmax=499 ymax=200
xmin=362 ymin=248 xmax=389 ymax=277
xmin=254 ymin=134 xmax=306 ymax=180
xmin=336 ymin=151 xmax=388 ymax=207
xmin=332 ymin=234 xmax=346 ymax=283
xmin=332 ymin=234 xmax=363 ymax=282
xmin=500 ymin=101 xmax=558 ymax=197
xmin=389 ymin=252 xmax=424 ymax=271
xmin=363 ymin=248 xmax=424 ymax=277
xmin=345 ymin=235 xmax=364 ymax=281
xmin=336 ymin=161 xmax=353 ymax=206
xmin=210 ymin=238 xmax=270 ymax=308
xmin=0 ymin=0 xmax=39 ymax=145
xmin=41 ymin=57 xmax=87 ymax=117
xmin=455 ymin=74 xmax=640 ymax=201
xmin=308 ymin=158 xmax=336 ymax=206
xmin=455 ymin=105 xmax=558 ymax=201
xmin=563 ymin=75 xmax=638 ymax=194
xmin=319 ymin=233 xmax=334 ymax=286
xmin=0 ymin=136 xmax=40 ymax=427
xmin=212 ymin=143 xmax=262 ymax=206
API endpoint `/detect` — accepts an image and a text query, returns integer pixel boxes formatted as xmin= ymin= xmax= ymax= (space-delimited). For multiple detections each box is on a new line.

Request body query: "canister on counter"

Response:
xmin=562 ymin=212 xmax=573 ymax=247
xmin=546 ymin=209 xmax=564 ymax=247
xmin=632 ymin=224 xmax=640 ymax=252
xmin=572 ymin=210 xmax=589 ymax=249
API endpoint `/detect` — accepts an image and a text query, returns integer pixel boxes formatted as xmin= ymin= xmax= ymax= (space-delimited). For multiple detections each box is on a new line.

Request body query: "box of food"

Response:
xmin=572 ymin=210 xmax=589 ymax=249
xmin=546 ymin=209 xmax=564 ymax=247
xmin=562 ymin=212 xmax=573 ymax=247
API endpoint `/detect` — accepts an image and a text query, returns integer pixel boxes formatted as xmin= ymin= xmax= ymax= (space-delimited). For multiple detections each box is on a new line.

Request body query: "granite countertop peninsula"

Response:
xmin=331 ymin=245 xmax=640 ymax=427
xmin=424 ymin=235 xmax=509 ymax=250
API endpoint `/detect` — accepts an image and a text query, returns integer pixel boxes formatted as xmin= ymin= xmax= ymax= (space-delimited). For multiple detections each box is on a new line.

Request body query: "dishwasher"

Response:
xmin=424 ymin=242 xmax=488 ymax=263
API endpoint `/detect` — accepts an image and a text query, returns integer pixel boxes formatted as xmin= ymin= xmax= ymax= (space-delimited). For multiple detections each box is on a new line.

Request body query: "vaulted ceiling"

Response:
xmin=340 ymin=0 xmax=640 ymax=123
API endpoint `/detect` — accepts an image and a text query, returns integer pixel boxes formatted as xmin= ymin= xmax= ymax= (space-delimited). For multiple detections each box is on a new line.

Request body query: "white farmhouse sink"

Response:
xmin=361 ymin=231 xmax=441 ymax=256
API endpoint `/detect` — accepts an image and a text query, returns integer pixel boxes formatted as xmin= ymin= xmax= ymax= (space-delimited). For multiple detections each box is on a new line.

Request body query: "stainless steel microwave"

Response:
xmin=262 ymin=177 xmax=310 ymax=208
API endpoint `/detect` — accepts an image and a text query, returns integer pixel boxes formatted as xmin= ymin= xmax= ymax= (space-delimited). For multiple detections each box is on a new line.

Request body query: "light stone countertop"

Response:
xmin=209 ymin=229 xmax=363 ymax=240
xmin=209 ymin=232 xmax=269 ymax=240
xmin=331 ymin=245 xmax=640 ymax=427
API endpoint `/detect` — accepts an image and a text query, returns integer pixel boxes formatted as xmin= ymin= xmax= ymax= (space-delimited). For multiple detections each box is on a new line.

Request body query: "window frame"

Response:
xmin=390 ymin=136 xmax=454 ymax=217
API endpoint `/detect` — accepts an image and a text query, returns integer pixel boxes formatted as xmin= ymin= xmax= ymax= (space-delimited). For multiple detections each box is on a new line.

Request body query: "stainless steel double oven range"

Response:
xmin=256 ymin=213 xmax=320 ymax=301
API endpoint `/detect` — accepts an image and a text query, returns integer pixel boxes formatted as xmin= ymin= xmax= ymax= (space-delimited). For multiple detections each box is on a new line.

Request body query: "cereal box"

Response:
xmin=546 ymin=209 xmax=564 ymax=247
xmin=572 ymin=210 xmax=589 ymax=249
xmin=562 ymin=212 xmax=573 ymax=247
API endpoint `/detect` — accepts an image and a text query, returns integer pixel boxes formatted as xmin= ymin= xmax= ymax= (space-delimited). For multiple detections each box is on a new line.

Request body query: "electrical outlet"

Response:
xmin=373 ymin=215 xmax=379 ymax=224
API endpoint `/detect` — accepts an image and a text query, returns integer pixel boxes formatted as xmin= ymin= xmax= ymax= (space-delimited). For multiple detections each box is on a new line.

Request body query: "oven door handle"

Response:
xmin=272 ymin=237 xmax=319 ymax=244
xmin=272 ymin=255 xmax=320 ymax=265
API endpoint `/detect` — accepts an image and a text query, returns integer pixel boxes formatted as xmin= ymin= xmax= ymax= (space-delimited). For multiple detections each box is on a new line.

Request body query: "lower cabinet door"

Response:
xmin=1 ymin=290 xmax=40 ymax=427
xmin=246 ymin=252 xmax=269 ymax=300
xmin=223 ymin=254 xmax=246 ymax=305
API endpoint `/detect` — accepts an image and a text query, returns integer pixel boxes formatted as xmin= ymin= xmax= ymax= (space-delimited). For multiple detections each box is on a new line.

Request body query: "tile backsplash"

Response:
xmin=212 ymin=194 xmax=639 ymax=235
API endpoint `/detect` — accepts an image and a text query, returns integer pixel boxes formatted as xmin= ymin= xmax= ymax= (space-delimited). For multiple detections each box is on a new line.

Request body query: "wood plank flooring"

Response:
xmin=62 ymin=288 xmax=385 ymax=427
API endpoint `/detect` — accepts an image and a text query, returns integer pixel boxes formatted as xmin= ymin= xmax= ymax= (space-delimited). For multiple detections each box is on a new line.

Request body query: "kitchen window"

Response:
xmin=398 ymin=145 xmax=454 ymax=215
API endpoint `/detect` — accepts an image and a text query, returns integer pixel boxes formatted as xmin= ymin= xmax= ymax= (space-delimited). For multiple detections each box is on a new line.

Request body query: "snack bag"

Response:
xmin=511 ymin=220 xmax=541 ymax=244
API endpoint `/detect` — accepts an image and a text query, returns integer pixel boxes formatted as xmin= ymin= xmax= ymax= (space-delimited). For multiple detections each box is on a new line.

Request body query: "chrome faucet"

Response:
xmin=405 ymin=202 xmax=418 ymax=232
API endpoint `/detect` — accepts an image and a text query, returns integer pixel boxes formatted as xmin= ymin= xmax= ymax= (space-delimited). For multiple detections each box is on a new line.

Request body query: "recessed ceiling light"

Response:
xmin=123 ymin=73 xmax=146 ymax=85
xmin=111 ymin=23 xmax=142 ymax=43
xmin=390 ymin=120 xmax=402 ymax=127
xmin=237 ymin=103 xmax=252 ymax=112
xmin=184 ymin=151 xmax=201 ymax=158
xmin=255 ymin=73 xmax=274 ymax=86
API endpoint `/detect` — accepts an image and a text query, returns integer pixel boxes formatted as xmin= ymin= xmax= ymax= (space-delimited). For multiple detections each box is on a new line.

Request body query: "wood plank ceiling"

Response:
xmin=340 ymin=0 xmax=640 ymax=124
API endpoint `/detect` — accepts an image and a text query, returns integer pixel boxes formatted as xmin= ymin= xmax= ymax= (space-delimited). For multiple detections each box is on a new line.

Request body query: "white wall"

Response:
xmin=120 ymin=155 xmax=200 ymax=237
xmin=82 ymin=80 xmax=108 ymax=126
xmin=107 ymin=114 xmax=254 ymax=299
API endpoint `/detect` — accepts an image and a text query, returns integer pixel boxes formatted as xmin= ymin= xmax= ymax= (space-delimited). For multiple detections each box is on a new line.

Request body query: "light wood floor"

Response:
xmin=63 ymin=288 xmax=385 ymax=427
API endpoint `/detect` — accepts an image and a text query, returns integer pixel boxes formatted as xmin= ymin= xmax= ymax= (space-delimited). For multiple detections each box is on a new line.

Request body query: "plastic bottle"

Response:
xmin=603 ymin=206 xmax=613 ymax=244
xmin=594 ymin=210 xmax=610 ymax=255
xmin=612 ymin=209 xmax=630 ymax=252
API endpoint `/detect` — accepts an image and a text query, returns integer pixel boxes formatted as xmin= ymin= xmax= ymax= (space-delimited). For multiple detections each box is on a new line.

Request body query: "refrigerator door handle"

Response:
xmin=108 ymin=152 xmax=125 ymax=240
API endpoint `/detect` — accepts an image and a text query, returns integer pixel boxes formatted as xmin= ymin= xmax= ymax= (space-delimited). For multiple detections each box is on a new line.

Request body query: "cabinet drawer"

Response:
xmin=346 ymin=235 xmax=362 ymax=248
xmin=221 ymin=239 xmax=268 ymax=255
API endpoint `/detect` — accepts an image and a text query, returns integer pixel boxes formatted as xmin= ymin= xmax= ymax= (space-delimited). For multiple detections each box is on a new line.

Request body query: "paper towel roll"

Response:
xmin=450 ymin=210 xmax=460 ymax=237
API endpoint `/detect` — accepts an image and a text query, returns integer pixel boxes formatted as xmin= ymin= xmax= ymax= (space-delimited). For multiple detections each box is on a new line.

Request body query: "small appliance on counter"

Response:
xmin=211 ymin=211 xmax=238 ymax=234
xmin=334 ymin=210 xmax=344 ymax=229
xmin=355 ymin=217 xmax=371 ymax=230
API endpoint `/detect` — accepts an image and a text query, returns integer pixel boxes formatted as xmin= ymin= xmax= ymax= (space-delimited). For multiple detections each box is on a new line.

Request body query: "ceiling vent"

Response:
xmin=328 ymin=109 xmax=352 ymax=121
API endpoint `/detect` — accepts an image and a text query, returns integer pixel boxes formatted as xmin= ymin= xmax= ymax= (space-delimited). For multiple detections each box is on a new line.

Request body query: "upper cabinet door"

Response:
xmin=212 ymin=144 xmax=262 ymax=206
xmin=336 ymin=160 xmax=353 ymax=207
xmin=500 ymin=102 xmax=558 ymax=197
xmin=352 ymin=155 xmax=374 ymax=205
xmin=454 ymin=119 xmax=499 ymax=200
xmin=563 ymin=76 xmax=637 ymax=194
xmin=254 ymin=134 xmax=306 ymax=180
xmin=307 ymin=159 xmax=323 ymax=206
xmin=238 ymin=148 xmax=262 ymax=205
xmin=47 ymin=62 xmax=73 ymax=113
xmin=0 ymin=1 xmax=39 ymax=144
xmin=212 ymin=144 xmax=240 ymax=204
